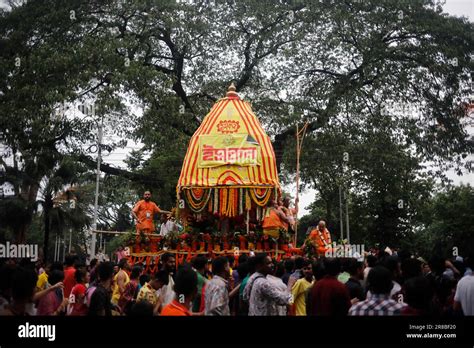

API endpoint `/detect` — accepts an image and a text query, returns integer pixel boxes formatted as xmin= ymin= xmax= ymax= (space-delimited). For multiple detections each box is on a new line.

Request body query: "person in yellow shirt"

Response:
xmin=291 ymin=259 xmax=314 ymax=316
xmin=36 ymin=262 xmax=63 ymax=291
xmin=111 ymin=259 xmax=130 ymax=306
xmin=36 ymin=269 xmax=49 ymax=291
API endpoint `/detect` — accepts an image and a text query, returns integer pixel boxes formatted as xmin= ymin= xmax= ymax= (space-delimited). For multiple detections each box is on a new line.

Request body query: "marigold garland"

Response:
xmin=245 ymin=189 xmax=251 ymax=210
xmin=213 ymin=188 xmax=219 ymax=214
xmin=220 ymin=188 xmax=227 ymax=216
xmin=249 ymin=187 xmax=272 ymax=207
xmin=184 ymin=188 xmax=212 ymax=212
xmin=239 ymin=188 xmax=243 ymax=215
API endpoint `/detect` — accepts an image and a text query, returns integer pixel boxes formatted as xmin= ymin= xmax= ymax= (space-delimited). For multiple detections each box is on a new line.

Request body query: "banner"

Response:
xmin=198 ymin=134 xmax=261 ymax=168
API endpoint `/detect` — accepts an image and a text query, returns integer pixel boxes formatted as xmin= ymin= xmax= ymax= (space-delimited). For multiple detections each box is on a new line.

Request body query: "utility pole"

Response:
xmin=90 ymin=105 xmax=102 ymax=259
xmin=342 ymin=152 xmax=350 ymax=243
xmin=68 ymin=228 xmax=72 ymax=253
xmin=339 ymin=185 xmax=344 ymax=241
xmin=345 ymin=190 xmax=350 ymax=243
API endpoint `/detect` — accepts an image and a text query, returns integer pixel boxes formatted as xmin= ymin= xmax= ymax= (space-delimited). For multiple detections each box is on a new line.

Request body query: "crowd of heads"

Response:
xmin=0 ymin=247 xmax=472 ymax=317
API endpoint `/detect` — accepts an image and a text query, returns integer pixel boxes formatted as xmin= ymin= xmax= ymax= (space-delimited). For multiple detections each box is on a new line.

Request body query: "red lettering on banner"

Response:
xmin=201 ymin=145 xmax=257 ymax=164
xmin=217 ymin=120 xmax=240 ymax=134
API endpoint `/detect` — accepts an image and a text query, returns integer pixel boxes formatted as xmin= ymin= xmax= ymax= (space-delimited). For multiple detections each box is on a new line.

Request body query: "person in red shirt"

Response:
xmin=308 ymin=258 xmax=352 ymax=316
xmin=132 ymin=191 xmax=171 ymax=235
xmin=67 ymin=268 xmax=89 ymax=316
xmin=63 ymin=254 xmax=78 ymax=299
xmin=161 ymin=267 xmax=197 ymax=316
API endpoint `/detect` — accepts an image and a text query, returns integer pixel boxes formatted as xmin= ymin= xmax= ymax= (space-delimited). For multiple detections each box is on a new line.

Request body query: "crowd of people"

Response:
xmin=0 ymin=248 xmax=473 ymax=317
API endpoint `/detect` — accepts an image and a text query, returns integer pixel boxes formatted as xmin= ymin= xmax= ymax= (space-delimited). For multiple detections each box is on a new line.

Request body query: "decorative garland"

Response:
xmin=220 ymin=188 xmax=227 ymax=216
xmin=249 ymin=187 xmax=272 ymax=207
xmin=245 ymin=189 xmax=252 ymax=210
xmin=239 ymin=188 xmax=244 ymax=215
xmin=222 ymin=188 xmax=238 ymax=217
xmin=213 ymin=188 xmax=219 ymax=214
xmin=184 ymin=188 xmax=212 ymax=212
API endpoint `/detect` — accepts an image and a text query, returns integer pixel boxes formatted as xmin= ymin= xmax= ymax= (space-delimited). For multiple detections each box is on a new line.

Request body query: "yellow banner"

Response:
xmin=198 ymin=134 xmax=261 ymax=168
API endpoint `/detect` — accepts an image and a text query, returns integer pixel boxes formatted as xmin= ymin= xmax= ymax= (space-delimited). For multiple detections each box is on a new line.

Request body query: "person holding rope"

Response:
xmin=131 ymin=191 xmax=171 ymax=235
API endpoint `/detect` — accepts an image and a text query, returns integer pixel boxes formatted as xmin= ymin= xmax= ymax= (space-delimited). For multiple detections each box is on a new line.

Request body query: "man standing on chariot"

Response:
xmin=131 ymin=191 xmax=171 ymax=235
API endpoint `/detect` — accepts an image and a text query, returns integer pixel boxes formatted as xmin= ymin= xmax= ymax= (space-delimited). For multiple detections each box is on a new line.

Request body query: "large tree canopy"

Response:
xmin=0 ymin=0 xmax=472 ymax=256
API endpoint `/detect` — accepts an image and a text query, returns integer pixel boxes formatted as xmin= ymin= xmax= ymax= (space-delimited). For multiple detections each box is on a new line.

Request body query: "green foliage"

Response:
xmin=420 ymin=184 xmax=474 ymax=257
xmin=0 ymin=0 xmax=472 ymax=257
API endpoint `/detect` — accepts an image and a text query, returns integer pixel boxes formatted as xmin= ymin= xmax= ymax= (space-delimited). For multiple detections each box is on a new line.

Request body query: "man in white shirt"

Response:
xmin=454 ymin=256 xmax=474 ymax=315
xmin=159 ymin=214 xmax=177 ymax=237
xmin=157 ymin=253 xmax=176 ymax=307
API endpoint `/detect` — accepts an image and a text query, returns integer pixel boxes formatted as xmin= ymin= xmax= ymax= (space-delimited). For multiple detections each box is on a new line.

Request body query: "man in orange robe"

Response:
xmin=308 ymin=220 xmax=333 ymax=256
xmin=262 ymin=198 xmax=289 ymax=238
xmin=132 ymin=191 xmax=171 ymax=235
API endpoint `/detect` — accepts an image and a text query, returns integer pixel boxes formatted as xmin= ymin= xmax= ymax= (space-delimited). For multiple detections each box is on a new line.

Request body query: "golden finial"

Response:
xmin=226 ymin=82 xmax=239 ymax=99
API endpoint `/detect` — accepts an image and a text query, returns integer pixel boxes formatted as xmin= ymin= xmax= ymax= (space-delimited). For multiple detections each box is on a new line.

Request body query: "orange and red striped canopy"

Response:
xmin=177 ymin=85 xmax=280 ymax=191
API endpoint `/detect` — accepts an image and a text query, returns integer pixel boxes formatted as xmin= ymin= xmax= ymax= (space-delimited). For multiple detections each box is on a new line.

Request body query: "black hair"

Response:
xmin=428 ymin=256 xmax=445 ymax=275
xmin=367 ymin=266 xmax=393 ymax=295
xmin=192 ymin=255 xmax=207 ymax=270
xmin=366 ymin=255 xmax=377 ymax=268
xmin=254 ymin=253 xmax=268 ymax=268
xmin=11 ymin=267 xmax=37 ymax=301
xmin=301 ymin=259 xmax=312 ymax=268
xmin=130 ymin=266 xmax=142 ymax=280
xmin=173 ymin=266 xmax=197 ymax=297
xmin=226 ymin=255 xmax=235 ymax=267
xmin=161 ymin=253 xmax=175 ymax=264
xmin=247 ymin=257 xmax=257 ymax=274
xmin=90 ymin=259 xmax=98 ymax=268
xmin=50 ymin=262 xmax=63 ymax=272
xmin=312 ymin=261 xmax=326 ymax=281
xmin=397 ymin=249 xmax=412 ymax=262
xmin=294 ymin=256 xmax=305 ymax=270
xmin=284 ymin=259 xmax=295 ymax=273
xmin=139 ymin=274 xmax=150 ymax=287
xmin=129 ymin=300 xmax=154 ymax=316
xmin=465 ymin=254 xmax=474 ymax=270
xmin=346 ymin=259 xmax=363 ymax=276
xmin=274 ymin=261 xmax=285 ymax=278
xmin=400 ymin=258 xmax=422 ymax=281
xmin=118 ymin=258 xmax=128 ymax=269
xmin=97 ymin=261 xmax=114 ymax=282
xmin=237 ymin=262 xmax=249 ymax=280
xmin=323 ymin=258 xmax=341 ymax=277
xmin=49 ymin=270 xmax=65 ymax=285
xmin=452 ymin=260 xmax=465 ymax=279
xmin=212 ymin=257 xmax=229 ymax=276
xmin=0 ymin=264 xmax=16 ymax=293
xmin=404 ymin=276 xmax=434 ymax=314
xmin=238 ymin=254 xmax=249 ymax=265
xmin=382 ymin=256 xmax=400 ymax=275
xmin=153 ymin=270 xmax=170 ymax=285
xmin=65 ymin=254 xmax=77 ymax=267
xmin=74 ymin=268 xmax=87 ymax=283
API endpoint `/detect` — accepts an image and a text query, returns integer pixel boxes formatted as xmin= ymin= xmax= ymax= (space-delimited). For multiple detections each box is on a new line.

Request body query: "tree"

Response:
xmin=417 ymin=184 xmax=474 ymax=257
xmin=1 ymin=0 xmax=472 ymax=253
